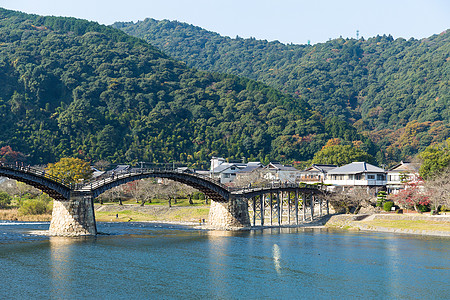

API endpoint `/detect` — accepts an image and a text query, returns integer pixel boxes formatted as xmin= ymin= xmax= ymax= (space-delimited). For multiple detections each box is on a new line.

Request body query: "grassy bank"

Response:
xmin=0 ymin=203 xmax=210 ymax=223
xmin=94 ymin=204 xmax=210 ymax=223
xmin=0 ymin=208 xmax=52 ymax=222
xmin=361 ymin=219 xmax=450 ymax=232
xmin=326 ymin=214 xmax=450 ymax=236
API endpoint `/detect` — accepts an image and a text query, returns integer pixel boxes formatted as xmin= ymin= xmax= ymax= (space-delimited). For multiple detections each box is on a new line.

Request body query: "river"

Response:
xmin=0 ymin=221 xmax=448 ymax=299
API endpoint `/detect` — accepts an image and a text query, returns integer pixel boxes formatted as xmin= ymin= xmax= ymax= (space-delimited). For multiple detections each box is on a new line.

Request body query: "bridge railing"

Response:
xmin=228 ymin=182 xmax=324 ymax=193
xmin=0 ymin=163 xmax=73 ymax=189
xmin=74 ymin=167 xmax=229 ymax=191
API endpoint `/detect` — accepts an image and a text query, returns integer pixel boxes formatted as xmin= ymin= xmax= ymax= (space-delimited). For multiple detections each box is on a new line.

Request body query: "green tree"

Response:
xmin=0 ymin=191 xmax=11 ymax=208
xmin=419 ymin=139 xmax=450 ymax=180
xmin=312 ymin=144 xmax=374 ymax=166
xmin=46 ymin=157 xmax=92 ymax=183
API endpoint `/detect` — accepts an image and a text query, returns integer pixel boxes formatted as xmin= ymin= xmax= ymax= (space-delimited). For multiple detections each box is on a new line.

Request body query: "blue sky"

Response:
xmin=1 ymin=0 xmax=449 ymax=44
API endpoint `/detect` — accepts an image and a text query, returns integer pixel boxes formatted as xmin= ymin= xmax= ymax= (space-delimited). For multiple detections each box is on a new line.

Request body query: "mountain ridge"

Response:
xmin=0 ymin=8 xmax=371 ymax=166
xmin=113 ymin=18 xmax=450 ymax=162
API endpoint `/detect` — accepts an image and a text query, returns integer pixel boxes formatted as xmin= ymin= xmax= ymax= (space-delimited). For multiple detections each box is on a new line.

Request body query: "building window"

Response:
xmin=377 ymin=174 xmax=385 ymax=181
xmin=224 ymin=174 xmax=230 ymax=178
xmin=367 ymin=174 xmax=375 ymax=180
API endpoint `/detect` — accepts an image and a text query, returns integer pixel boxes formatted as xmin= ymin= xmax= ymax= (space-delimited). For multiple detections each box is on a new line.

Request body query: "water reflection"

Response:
xmin=206 ymin=230 xmax=232 ymax=298
xmin=49 ymin=237 xmax=78 ymax=299
xmin=272 ymin=244 xmax=281 ymax=274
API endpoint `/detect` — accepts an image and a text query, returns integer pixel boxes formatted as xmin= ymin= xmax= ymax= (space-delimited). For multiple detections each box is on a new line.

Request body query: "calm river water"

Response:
xmin=0 ymin=221 xmax=449 ymax=299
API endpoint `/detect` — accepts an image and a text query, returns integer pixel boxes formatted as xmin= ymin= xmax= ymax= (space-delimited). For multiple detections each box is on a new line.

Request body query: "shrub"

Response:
xmin=377 ymin=191 xmax=387 ymax=207
xmin=417 ymin=203 xmax=430 ymax=212
xmin=383 ymin=201 xmax=394 ymax=212
xmin=18 ymin=195 xmax=52 ymax=215
xmin=192 ymin=192 xmax=205 ymax=200
xmin=0 ymin=191 xmax=11 ymax=208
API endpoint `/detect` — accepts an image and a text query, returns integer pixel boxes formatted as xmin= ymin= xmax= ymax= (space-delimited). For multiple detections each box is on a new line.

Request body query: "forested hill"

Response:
xmin=0 ymin=8 xmax=371 ymax=166
xmin=113 ymin=19 xmax=450 ymax=161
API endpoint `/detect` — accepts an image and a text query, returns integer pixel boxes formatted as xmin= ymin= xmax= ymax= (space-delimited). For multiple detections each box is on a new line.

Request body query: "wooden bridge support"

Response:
xmin=302 ymin=193 xmax=306 ymax=222
xmin=295 ymin=190 xmax=299 ymax=225
xmin=49 ymin=193 xmax=97 ymax=236
xmin=269 ymin=193 xmax=273 ymax=225
xmin=261 ymin=195 xmax=265 ymax=226
xmin=277 ymin=191 xmax=281 ymax=226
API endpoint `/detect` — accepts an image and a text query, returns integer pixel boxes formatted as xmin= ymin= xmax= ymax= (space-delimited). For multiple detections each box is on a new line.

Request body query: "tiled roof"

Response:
xmin=304 ymin=164 xmax=338 ymax=172
xmin=267 ymin=163 xmax=298 ymax=171
xmin=327 ymin=162 xmax=385 ymax=175
xmin=236 ymin=165 xmax=263 ymax=173
xmin=388 ymin=161 xmax=420 ymax=172
xmin=112 ymin=165 xmax=130 ymax=172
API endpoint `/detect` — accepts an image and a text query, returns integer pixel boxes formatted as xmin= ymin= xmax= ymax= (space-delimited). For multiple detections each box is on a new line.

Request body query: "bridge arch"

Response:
xmin=85 ymin=170 xmax=231 ymax=202
xmin=0 ymin=165 xmax=71 ymax=200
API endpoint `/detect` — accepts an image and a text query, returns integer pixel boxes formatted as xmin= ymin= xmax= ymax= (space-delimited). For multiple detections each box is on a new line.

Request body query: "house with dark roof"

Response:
xmin=324 ymin=162 xmax=386 ymax=190
xmin=299 ymin=164 xmax=338 ymax=183
xmin=234 ymin=163 xmax=265 ymax=185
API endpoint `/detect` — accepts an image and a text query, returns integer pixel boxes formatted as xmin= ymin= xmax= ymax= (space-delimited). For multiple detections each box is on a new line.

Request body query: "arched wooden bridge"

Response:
xmin=0 ymin=164 xmax=327 ymax=235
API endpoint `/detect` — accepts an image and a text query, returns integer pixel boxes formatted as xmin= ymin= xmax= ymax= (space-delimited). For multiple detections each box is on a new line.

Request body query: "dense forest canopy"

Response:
xmin=113 ymin=19 xmax=450 ymax=163
xmin=0 ymin=8 xmax=373 ymax=167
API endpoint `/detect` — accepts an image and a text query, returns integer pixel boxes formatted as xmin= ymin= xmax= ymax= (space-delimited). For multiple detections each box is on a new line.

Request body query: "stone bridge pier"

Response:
xmin=49 ymin=193 xmax=97 ymax=236
xmin=208 ymin=197 xmax=250 ymax=229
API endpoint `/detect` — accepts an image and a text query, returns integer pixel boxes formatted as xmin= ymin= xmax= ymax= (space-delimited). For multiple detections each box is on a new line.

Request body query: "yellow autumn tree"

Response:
xmin=321 ymin=138 xmax=341 ymax=150
xmin=46 ymin=157 xmax=92 ymax=183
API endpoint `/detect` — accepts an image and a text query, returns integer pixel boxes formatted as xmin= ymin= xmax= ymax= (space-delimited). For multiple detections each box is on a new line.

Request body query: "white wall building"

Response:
xmin=324 ymin=162 xmax=386 ymax=189
xmin=210 ymin=157 xmax=263 ymax=185
xmin=298 ymin=164 xmax=337 ymax=183
xmin=264 ymin=163 xmax=299 ymax=183
xmin=386 ymin=161 xmax=420 ymax=194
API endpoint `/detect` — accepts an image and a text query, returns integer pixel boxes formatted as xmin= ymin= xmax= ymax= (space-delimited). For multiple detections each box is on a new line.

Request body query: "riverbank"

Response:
xmin=3 ymin=205 xmax=450 ymax=237
xmin=94 ymin=204 xmax=210 ymax=223
xmin=325 ymin=213 xmax=450 ymax=237
xmin=0 ymin=208 xmax=52 ymax=221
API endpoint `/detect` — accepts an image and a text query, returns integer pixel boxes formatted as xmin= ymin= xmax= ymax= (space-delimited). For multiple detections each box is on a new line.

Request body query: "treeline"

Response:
xmin=113 ymin=19 xmax=450 ymax=163
xmin=0 ymin=8 xmax=372 ymax=166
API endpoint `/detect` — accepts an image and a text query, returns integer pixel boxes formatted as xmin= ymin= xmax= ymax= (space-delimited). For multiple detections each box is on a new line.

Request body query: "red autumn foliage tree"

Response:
xmin=0 ymin=146 xmax=25 ymax=163
xmin=391 ymin=179 xmax=430 ymax=212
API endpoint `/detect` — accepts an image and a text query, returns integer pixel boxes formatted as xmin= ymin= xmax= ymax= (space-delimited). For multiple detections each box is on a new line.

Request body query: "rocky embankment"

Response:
xmin=325 ymin=213 xmax=450 ymax=237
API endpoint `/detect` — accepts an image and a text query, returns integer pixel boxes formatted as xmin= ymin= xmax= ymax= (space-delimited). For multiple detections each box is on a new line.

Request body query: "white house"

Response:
xmin=298 ymin=164 xmax=337 ymax=183
xmin=210 ymin=157 xmax=263 ymax=184
xmin=324 ymin=162 xmax=386 ymax=190
xmin=386 ymin=161 xmax=420 ymax=194
xmin=263 ymin=163 xmax=299 ymax=183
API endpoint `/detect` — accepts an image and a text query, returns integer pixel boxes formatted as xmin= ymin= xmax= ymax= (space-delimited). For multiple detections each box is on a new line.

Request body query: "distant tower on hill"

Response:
xmin=357 ymin=30 xmax=360 ymax=40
